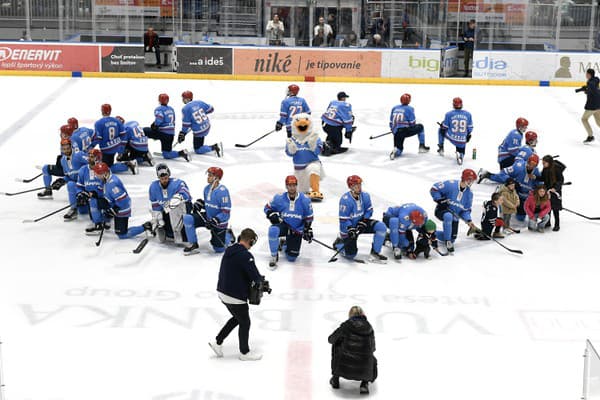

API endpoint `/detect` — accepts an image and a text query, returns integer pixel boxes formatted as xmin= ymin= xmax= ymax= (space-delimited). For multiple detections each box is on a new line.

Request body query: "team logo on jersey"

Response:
xmin=112 ymin=187 xmax=120 ymax=195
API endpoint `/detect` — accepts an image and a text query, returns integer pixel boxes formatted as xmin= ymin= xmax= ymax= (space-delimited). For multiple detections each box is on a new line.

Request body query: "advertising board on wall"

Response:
xmin=0 ymin=43 xmax=100 ymax=72
xmin=94 ymin=0 xmax=173 ymax=17
xmin=176 ymin=46 xmax=232 ymax=74
xmin=101 ymin=45 xmax=145 ymax=73
xmin=381 ymin=49 xmax=442 ymax=79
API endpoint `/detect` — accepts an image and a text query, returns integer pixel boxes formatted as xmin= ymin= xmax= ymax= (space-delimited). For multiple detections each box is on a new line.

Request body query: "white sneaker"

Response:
xmin=239 ymin=350 xmax=262 ymax=361
xmin=208 ymin=342 xmax=223 ymax=358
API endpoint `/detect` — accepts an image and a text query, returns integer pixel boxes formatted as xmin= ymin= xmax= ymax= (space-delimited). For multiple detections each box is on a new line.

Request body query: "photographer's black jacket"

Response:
xmin=584 ymin=76 xmax=600 ymax=110
xmin=217 ymin=243 xmax=262 ymax=302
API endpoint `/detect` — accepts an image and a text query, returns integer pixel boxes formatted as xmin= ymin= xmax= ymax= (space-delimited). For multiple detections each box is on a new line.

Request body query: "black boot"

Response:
xmin=360 ymin=381 xmax=369 ymax=394
xmin=330 ymin=376 xmax=340 ymax=389
xmin=553 ymin=209 xmax=560 ymax=231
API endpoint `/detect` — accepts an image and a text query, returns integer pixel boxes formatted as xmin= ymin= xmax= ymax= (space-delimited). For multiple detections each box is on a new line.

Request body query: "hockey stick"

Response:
xmin=562 ymin=208 xmax=600 ymax=220
xmin=448 ymin=209 xmax=523 ymax=255
xmin=235 ymin=129 xmax=276 ymax=148
xmin=368 ymin=131 xmax=392 ymax=140
xmin=132 ymin=226 xmax=157 ymax=254
xmin=15 ymin=172 xmax=43 ymax=183
xmin=197 ymin=211 xmax=229 ymax=249
xmin=311 ymin=238 xmax=334 ymax=250
xmin=328 ymin=238 xmax=366 ymax=263
xmin=22 ymin=203 xmax=73 ymax=223
xmin=95 ymin=224 xmax=105 ymax=247
xmin=1 ymin=186 xmax=46 ymax=196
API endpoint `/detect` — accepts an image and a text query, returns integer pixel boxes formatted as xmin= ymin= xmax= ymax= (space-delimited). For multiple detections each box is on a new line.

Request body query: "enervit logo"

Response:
xmin=0 ymin=47 xmax=62 ymax=62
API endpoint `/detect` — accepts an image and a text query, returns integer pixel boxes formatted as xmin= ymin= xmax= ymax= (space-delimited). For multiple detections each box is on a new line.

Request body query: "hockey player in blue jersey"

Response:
xmin=437 ymin=97 xmax=474 ymax=165
xmin=382 ymin=203 xmax=427 ymax=260
xmin=264 ymin=175 xmax=314 ymax=269
xmin=75 ymin=148 xmax=107 ymax=235
xmin=389 ymin=93 xmax=430 ymax=159
xmin=497 ymin=117 xmax=529 ymax=169
xmin=93 ymin=162 xmax=151 ymax=239
xmin=321 ymin=91 xmax=355 ymax=156
xmin=334 ymin=175 xmax=388 ymax=262
xmin=144 ymin=93 xmax=190 ymax=162
xmin=37 ymin=125 xmax=74 ymax=200
xmin=285 ymin=113 xmax=324 ymax=201
xmin=114 ymin=116 xmax=154 ymax=166
xmin=183 ymin=166 xmax=234 ymax=254
xmin=430 ymin=169 xmax=478 ymax=254
xmin=478 ymin=131 xmax=537 ymax=184
xmin=179 ymin=90 xmax=221 ymax=157
xmin=147 ymin=163 xmax=196 ymax=249
xmin=67 ymin=117 xmax=97 ymax=153
xmin=276 ymin=84 xmax=311 ymax=138
xmin=94 ymin=103 xmax=137 ymax=175
xmin=478 ymin=154 xmax=541 ymax=221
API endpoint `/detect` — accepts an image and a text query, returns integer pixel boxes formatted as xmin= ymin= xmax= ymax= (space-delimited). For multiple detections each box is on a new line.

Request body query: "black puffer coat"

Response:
xmin=328 ymin=316 xmax=377 ymax=382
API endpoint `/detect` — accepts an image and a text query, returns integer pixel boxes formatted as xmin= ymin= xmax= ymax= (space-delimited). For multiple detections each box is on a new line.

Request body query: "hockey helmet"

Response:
xmin=207 ymin=166 xmax=223 ymax=180
xmin=461 ymin=168 xmax=477 ymax=183
xmin=453 ymin=97 xmax=463 ymax=109
xmin=156 ymin=163 xmax=171 ymax=178
xmin=158 ymin=93 xmax=169 ymax=105
xmin=347 ymin=175 xmax=363 ymax=188
xmin=93 ymin=162 xmax=110 ymax=177
xmin=101 ymin=103 xmax=112 ymax=116
xmin=285 ymin=175 xmax=298 ymax=186
xmin=182 ymin=91 xmax=193 ymax=101
xmin=400 ymin=93 xmax=411 ymax=105
xmin=115 ymin=116 xmax=125 ymax=124
xmin=67 ymin=117 xmax=79 ymax=130
xmin=527 ymin=154 xmax=539 ymax=166
xmin=60 ymin=124 xmax=73 ymax=138
xmin=409 ymin=210 xmax=425 ymax=226
xmin=516 ymin=117 xmax=528 ymax=132
xmin=287 ymin=84 xmax=300 ymax=96
xmin=525 ymin=131 xmax=538 ymax=145
xmin=88 ymin=148 xmax=102 ymax=163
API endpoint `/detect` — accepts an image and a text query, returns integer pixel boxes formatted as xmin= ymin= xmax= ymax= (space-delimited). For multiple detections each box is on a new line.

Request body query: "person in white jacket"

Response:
xmin=266 ymin=14 xmax=285 ymax=45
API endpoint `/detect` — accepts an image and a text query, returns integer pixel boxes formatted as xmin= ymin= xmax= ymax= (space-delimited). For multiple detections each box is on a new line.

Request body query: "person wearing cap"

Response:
xmin=415 ymin=219 xmax=438 ymax=259
xmin=576 ymin=68 xmax=600 ymax=143
xmin=498 ymin=177 xmax=520 ymax=232
xmin=321 ymin=91 xmax=356 ymax=156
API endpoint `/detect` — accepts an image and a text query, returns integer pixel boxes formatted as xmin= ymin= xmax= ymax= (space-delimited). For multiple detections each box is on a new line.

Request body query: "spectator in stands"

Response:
xmin=313 ymin=27 xmax=327 ymax=47
xmin=342 ymin=31 xmax=358 ymax=48
xmin=327 ymin=13 xmax=337 ymax=46
xmin=314 ymin=16 xmax=333 ymax=47
xmin=367 ymin=33 xmax=388 ymax=48
xmin=144 ymin=27 xmax=161 ymax=68
xmin=463 ymin=20 xmax=476 ymax=77
xmin=266 ymin=14 xmax=285 ymax=46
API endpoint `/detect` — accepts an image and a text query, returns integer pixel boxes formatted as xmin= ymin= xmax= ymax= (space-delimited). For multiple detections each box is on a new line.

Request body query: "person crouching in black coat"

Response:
xmin=541 ymin=155 xmax=565 ymax=231
xmin=328 ymin=306 xmax=377 ymax=395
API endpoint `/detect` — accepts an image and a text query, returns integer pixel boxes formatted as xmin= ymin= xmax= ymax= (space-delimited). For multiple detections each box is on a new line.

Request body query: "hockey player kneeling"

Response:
xmin=285 ymin=113 xmax=324 ymax=202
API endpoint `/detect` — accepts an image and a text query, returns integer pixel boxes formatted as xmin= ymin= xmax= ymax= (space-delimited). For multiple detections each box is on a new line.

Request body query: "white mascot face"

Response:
xmin=291 ymin=113 xmax=313 ymax=142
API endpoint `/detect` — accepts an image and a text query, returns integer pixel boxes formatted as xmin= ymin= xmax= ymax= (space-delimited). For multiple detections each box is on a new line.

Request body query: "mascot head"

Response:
xmin=291 ymin=113 xmax=313 ymax=143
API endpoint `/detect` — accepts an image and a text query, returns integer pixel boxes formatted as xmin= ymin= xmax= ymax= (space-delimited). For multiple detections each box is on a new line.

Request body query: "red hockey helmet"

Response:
xmin=516 ymin=117 xmax=528 ymax=132
xmin=525 ymin=131 xmax=538 ymax=144
xmin=409 ymin=210 xmax=425 ymax=226
xmin=60 ymin=124 xmax=73 ymax=138
xmin=453 ymin=97 xmax=463 ymax=109
xmin=400 ymin=93 xmax=411 ymax=105
xmin=115 ymin=116 xmax=125 ymax=124
xmin=182 ymin=90 xmax=193 ymax=101
xmin=88 ymin=148 xmax=102 ymax=162
xmin=527 ymin=154 xmax=539 ymax=166
xmin=93 ymin=162 xmax=110 ymax=177
xmin=101 ymin=103 xmax=112 ymax=116
xmin=207 ymin=166 xmax=223 ymax=180
xmin=158 ymin=93 xmax=169 ymax=105
xmin=347 ymin=175 xmax=363 ymax=188
xmin=285 ymin=175 xmax=298 ymax=186
xmin=67 ymin=117 xmax=79 ymax=130
xmin=287 ymin=84 xmax=300 ymax=96
xmin=461 ymin=168 xmax=477 ymax=182
xmin=60 ymin=138 xmax=71 ymax=147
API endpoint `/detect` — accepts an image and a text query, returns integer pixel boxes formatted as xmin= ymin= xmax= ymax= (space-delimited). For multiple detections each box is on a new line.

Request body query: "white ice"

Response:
xmin=0 ymin=75 xmax=598 ymax=400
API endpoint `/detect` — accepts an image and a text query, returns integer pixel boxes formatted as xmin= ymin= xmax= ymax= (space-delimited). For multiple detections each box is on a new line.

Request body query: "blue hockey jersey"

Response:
xmin=430 ymin=180 xmax=473 ymax=222
xmin=101 ymin=173 xmax=132 ymax=218
xmin=71 ymin=127 xmax=96 ymax=153
xmin=182 ymin=100 xmax=213 ymax=137
xmin=278 ymin=96 xmax=311 ymax=130
xmin=122 ymin=121 xmax=149 ymax=152
xmin=264 ymin=192 xmax=314 ymax=232
xmin=384 ymin=203 xmax=428 ymax=248
xmin=95 ymin=116 xmax=125 ymax=154
xmin=153 ymin=104 xmax=176 ymax=136
xmin=339 ymin=191 xmax=374 ymax=236
xmin=389 ymin=104 xmax=416 ymax=132
xmin=148 ymin=178 xmax=192 ymax=212
xmin=442 ymin=109 xmax=473 ymax=145
xmin=285 ymin=137 xmax=322 ymax=170
xmin=61 ymin=151 xmax=87 ymax=182
xmin=514 ymin=145 xmax=536 ymax=162
xmin=76 ymin=164 xmax=104 ymax=195
xmin=494 ymin=160 xmax=541 ymax=198
xmin=321 ymin=100 xmax=353 ymax=130
xmin=203 ymin=183 xmax=231 ymax=228
xmin=497 ymin=129 xmax=523 ymax=163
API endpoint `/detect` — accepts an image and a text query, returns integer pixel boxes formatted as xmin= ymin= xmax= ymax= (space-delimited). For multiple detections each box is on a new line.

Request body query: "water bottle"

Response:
xmin=472 ymin=148 xmax=477 ymax=160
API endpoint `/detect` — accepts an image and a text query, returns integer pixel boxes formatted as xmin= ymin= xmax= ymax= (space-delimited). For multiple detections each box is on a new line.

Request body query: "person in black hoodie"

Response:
xmin=576 ymin=68 xmax=600 ymax=143
xmin=328 ymin=306 xmax=377 ymax=395
xmin=473 ymin=192 xmax=504 ymax=240
xmin=209 ymin=228 xmax=264 ymax=361
xmin=541 ymin=155 xmax=565 ymax=231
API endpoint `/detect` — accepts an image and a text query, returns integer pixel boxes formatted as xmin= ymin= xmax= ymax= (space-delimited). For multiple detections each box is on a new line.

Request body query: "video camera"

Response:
xmin=248 ymin=276 xmax=272 ymax=305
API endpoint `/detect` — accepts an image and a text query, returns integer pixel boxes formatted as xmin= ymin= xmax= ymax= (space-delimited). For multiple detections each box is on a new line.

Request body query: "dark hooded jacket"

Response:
xmin=584 ymin=76 xmax=600 ymax=110
xmin=328 ymin=315 xmax=377 ymax=382
xmin=217 ymin=243 xmax=262 ymax=301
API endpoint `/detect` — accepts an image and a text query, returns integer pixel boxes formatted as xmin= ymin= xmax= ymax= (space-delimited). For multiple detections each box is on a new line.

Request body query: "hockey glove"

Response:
xmin=435 ymin=198 xmax=449 ymax=211
xmin=76 ymin=191 xmax=89 ymax=206
xmin=431 ymin=239 xmax=438 ymax=249
xmin=275 ymin=121 xmax=283 ymax=131
xmin=51 ymin=178 xmax=66 ymax=191
xmin=495 ymin=218 xmax=504 ymax=227
xmin=286 ymin=138 xmax=298 ymax=154
xmin=150 ymin=123 xmax=159 ymax=133
xmin=466 ymin=133 xmax=472 ymax=143
xmin=177 ymin=131 xmax=186 ymax=144
xmin=151 ymin=210 xmax=165 ymax=231
xmin=347 ymin=227 xmax=359 ymax=240
xmin=193 ymin=199 xmax=205 ymax=213
xmin=302 ymin=226 xmax=314 ymax=242
xmin=266 ymin=211 xmax=282 ymax=225
xmin=105 ymin=207 xmax=118 ymax=218
xmin=356 ymin=219 xmax=369 ymax=233
xmin=209 ymin=217 xmax=220 ymax=229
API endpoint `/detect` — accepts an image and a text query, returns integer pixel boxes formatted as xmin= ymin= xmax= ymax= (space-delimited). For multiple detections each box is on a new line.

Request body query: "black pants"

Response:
xmin=101 ymin=152 xmax=117 ymax=167
xmin=216 ymin=302 xmax=250 ymax=354
xmin=146 ymin=45 xmax=161 ymax=65
xmin=118 ymin=144 xmax=147 ymax=162
xmin=464 ymin=46 xmax=473 ymax=73
xmin=47 ymin=154 xmax=64 ymax=176
xmin=499 ymin=156 xmax=515 ymax=169
xmin=273 ymin=223 xmax=302 ymax=258
xmin=144 ymin=127 xmax=174 ymax=152
xmin=550 ymin=191 xmax=561 ymax=227
xmin=322 ymin=124 xmax=344 ymax=153
xmin=342 ymin=219 xmax=380 ymax=257
xmin=393 ymin=124 xmax=424 ymax=151
xmin=192 ymin=210 xmax=227 ymax=248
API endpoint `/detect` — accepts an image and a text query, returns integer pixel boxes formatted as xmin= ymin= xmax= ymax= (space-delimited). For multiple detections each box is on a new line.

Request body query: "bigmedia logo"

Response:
xmin=408 ymin=55 xmax=440 ymax=72
xmin=473 ymin=56 xmax=508 ymax=78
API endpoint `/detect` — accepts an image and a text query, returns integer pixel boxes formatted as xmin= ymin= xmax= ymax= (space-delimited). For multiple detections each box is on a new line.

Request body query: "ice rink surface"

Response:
xmin=0 ymin=75 xmax=598 ymax=400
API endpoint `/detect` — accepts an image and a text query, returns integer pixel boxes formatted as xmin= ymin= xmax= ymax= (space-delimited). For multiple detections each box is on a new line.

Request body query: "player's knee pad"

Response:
xmin=286 ymin=254 xmax=298 ymax=262
xmin=443 ymin=212 xmax=453 ymax=224
xmin=268 ymin=225 xmax=281 ymax=239
xmin=388 ymin=217 xmax=399 ymax=232
xmin=374 ymin=221 xmax=386 ymax=235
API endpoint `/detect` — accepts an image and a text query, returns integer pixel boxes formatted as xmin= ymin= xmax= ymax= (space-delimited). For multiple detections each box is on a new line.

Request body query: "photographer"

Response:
xmin=210 ymin=228 xmax=264 ymax=361
xmin=576 ymin=68 xmax=600 ymax=143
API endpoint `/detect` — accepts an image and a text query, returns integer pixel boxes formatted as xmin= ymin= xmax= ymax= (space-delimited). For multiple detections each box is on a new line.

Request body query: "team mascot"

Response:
xmin=285 ymin=113 xmax=324 ymax=201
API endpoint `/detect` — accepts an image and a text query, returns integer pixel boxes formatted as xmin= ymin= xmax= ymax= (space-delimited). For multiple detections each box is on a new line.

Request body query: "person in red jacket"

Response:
xmin=525 ymin=184 xmax=551 ymax=232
